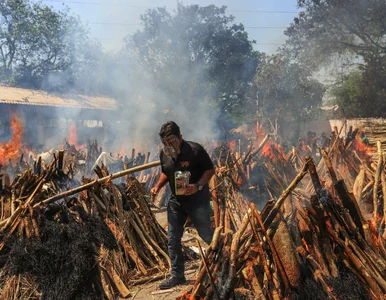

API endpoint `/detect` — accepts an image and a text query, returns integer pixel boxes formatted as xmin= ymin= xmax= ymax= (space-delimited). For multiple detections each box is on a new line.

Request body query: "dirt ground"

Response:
xmin=126 ymin=208 xmax=204 ymax=300
xmin=127 ymin=268 xmax=197 ymax=300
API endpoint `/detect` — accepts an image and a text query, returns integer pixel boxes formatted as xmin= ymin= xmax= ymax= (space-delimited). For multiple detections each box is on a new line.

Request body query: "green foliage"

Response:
xmin=0 ymin=0 xmax=89 ymax=89
xmin=330 ymin=68 xmax=386 ymax=118
xmin=329 ymin=71 xmax=364 ymax=118
xmin=127 ymin=2 xmax=261 ymax=124
xmin=253 ymin=55 xmax=324 ymax=122
xmin=284 ymin=0 xmax=386 ymax=118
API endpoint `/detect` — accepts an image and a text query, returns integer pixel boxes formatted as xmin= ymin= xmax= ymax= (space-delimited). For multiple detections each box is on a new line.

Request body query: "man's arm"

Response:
xmin=150 ymin=172 xmax=168 ymax=196
xmin=197 ymin=166 xmax=216 ymax=187
xmin=185 ymin=166 xmax=216 ymax=195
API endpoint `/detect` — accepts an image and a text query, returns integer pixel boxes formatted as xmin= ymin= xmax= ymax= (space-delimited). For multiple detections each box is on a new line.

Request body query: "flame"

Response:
xmin=352 ymin=138 xmax=373 ymax=161
xmin=0 ymin=114 xmax=24 ymax=165
xmin=301 ymin=237 xmax=310 ymax=253
xmin=68 ymin=123 xmax=84 ymax=150
xmin=262 ymin=141 xmax=287 ymax=163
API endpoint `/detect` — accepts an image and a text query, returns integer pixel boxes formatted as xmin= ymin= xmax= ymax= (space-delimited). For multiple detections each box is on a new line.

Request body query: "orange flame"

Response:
xmin=68 ymin=123 xmax=84 ymax=150
xmin=0 ymin=114 xmax=24 ymax=165
xmin=262 ymin=141 xmax=287 ymax=163
xmin=352 ymin=138 xmax=373 ymax=162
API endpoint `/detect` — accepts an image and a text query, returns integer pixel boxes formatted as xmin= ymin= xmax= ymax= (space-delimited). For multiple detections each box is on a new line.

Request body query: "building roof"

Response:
xmin=0 ymin=86 xmax=116 ymax=110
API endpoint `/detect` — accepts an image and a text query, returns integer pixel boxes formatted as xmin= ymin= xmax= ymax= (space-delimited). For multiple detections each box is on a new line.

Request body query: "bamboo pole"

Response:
xmin=36 ymin=160 xmax=160 ymax=207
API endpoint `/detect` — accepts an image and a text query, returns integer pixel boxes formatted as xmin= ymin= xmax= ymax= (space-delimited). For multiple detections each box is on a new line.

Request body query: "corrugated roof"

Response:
xmin=0 ymin=86 xmax=116 ymax=110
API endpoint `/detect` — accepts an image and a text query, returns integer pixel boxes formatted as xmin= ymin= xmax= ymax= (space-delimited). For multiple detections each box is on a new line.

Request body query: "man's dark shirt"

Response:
xmin=160 ymin=140 xmax=214 ymax=202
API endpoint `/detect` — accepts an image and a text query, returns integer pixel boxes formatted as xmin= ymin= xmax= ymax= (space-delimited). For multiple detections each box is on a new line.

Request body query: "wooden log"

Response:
xmin=58 ymin=150 xmax=64 ymax=170
xmin=101 ymin=260 xmax=131 ymax=298
xmin=243 ymin=134 xmax=270 ymax=164
xmin=127 ymin=212 xmax=167 ymax=270
xmin=334 ymin=180 xmax=368 ymax=238
xmin=0 ymin=176 xmax=45 ymax=231
xmin=373 ymin=141 xmax=383 ymax=227
xmin=263 ymin=158 xmax=310 ymax=228
xmin=353 ymin=164 xmax=365 ymax=203
xmin=36 ymin=156 xmax=42 ymax=175
xmin=309 ymin=195 xmax=338 ymax=277
xmin=382 ymin=170 xmax=386 ymax=221
xmin=272 ymin=217 xmax=302 ymax=289
xmin=321 ymin=149 xmax=338 ymax=184
xmin=306 ymin=156 xmax=322 ymax=195
xmin=210 ymin=176 xmax=220 ymax=228
xmin=190 ymin=227 xmax=223 ymax=297
xmin=0 ymin=161 xmax=161 ymax=229
xmin=196 ymin=239 xmax=220 ymax=300
xmin=250 ymin=203 xmax=291 ymax=291
xmin=327 ymin=226 xmax=384 ymax=298
xmin=247 ymin=213 xmax=273 ymax=281
xmin=329 ymin=119 xmax=346 ymax=157
xmin=241 ymin=265 xmax=266 ymax=300
xmin=104 ymin=219 xmax=148 ymax=275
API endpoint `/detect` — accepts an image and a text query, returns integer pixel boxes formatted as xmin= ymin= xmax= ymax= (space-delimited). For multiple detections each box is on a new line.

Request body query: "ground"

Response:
xmin=127 ymin=268 xmax=196 ymax=300
xmin=127 ymin=208 xmax=204 ymax=300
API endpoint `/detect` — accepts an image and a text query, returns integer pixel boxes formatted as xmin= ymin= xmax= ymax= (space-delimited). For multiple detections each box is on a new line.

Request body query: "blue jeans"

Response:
xmin=167 ymin=195 xmax=213 ymax=278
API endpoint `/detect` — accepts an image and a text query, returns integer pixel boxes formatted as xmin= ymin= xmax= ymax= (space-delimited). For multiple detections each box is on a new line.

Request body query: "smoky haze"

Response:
xmin=35 ymin=3 xmax=257 ymax=154
xmin=32 ymin=19 xmax=222 ymax=155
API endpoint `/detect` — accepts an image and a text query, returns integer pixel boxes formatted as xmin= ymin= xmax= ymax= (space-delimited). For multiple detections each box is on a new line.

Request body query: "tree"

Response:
xmin=126 ymin=2 xmax=261 ymax=124
xmin=0 ymin=0 xmax=89 ymax=88
xmin=253 ymin=55 xmax=324 ymax=125
xmin=283 ymin=0 xmax=386 ymax=117
xmin=330 ymin=67 xmax=386 ymax=118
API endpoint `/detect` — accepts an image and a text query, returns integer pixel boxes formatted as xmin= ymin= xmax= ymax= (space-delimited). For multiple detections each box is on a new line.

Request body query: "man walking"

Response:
xmin=151 ymin=121 xmax=215 ymax=290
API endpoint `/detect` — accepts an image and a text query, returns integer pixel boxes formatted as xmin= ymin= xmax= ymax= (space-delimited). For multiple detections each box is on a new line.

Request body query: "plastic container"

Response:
xmin=175 ymin=171 xmax=191 ymax=195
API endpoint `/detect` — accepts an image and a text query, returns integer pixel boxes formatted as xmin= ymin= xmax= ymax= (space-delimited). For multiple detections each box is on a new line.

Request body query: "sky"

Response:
xmin=37 ymin=0 xmax=302 ymax=54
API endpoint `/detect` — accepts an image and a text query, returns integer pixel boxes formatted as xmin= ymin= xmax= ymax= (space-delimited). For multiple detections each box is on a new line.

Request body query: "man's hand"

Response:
xmin=151 ymin=172 xmax=168 ymax=197
xmin=184 ymin=184 xmax=198 ymax=196
xmin=150 ymin=186 xmax=160 ymax=197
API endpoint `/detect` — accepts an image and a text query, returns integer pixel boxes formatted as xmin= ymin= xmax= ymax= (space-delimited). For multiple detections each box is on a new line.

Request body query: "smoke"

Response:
xmin=32 ymin=3 xmax=227 ymax=154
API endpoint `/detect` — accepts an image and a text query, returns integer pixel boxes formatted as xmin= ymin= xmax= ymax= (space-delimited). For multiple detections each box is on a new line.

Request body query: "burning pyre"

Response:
xmin=0 ymin=114 xmax=384 ymax=299
xmin=0 ymin=114 xmax=25 ymax=166
xmin=178 ymin=125 xmax=386 ymax=300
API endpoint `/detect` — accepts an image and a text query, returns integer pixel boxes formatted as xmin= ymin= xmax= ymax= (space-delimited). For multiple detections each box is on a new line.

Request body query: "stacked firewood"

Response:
xmin=0 ymin=153 xmax=188 ymax=299
xmin=179 ymin=128 xmax=386 ymax=299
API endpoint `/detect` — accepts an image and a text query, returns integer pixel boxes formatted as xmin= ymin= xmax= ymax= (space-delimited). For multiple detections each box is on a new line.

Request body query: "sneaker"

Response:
xmin=159 ymin=276 xmax=187 ymax=290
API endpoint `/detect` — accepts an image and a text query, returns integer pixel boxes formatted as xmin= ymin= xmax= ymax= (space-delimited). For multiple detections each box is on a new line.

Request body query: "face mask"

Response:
xmin=163 ymin=146 xmax=177 ymax=159
xmin=162 ymin=135 xmax=180 ymax=159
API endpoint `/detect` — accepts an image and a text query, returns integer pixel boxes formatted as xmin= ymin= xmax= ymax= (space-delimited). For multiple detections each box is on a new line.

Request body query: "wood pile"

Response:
xmin=331 ymin=118 xmax=386 ymax=153
xmin=0 ymin=152 xmax=190 ymax=299
xmin=179 ymin=128 xmax=386 ymax=299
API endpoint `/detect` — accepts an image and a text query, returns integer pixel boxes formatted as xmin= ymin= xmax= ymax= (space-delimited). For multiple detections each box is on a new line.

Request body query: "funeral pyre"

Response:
xmin=0 ymin=150 xmax=199 ymax=299
xmin=0 ymin=115 xmax=385 ymax=299
xmin=178 ymin=124 xmax=386 ymax=300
